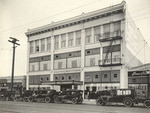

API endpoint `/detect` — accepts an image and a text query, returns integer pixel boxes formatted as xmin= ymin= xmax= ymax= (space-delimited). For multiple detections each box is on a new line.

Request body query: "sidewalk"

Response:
xmin=83 ymin=99 xmax=96 ymax=105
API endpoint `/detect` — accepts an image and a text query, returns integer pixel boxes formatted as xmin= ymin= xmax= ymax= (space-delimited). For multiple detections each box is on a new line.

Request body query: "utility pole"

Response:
xmin=8 ymin=37 xmax=20 ymax=91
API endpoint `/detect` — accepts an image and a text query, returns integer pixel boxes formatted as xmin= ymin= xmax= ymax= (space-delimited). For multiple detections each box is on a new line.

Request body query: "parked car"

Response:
xmin=53 ymin=89 xmax=83 ymax=104
xmin=20 ymin=90 xmax=33 ymax=102
xmin=36 ymin=89 xmax=59 ymax=103
xmin=0 ymin=90 xmax=16 ymax=101
xmin=96 ymin=89 xmax=138 ymax=107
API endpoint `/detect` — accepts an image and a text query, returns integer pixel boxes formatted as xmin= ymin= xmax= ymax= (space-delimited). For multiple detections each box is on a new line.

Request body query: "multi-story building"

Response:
xmin=25 ymin=1 xmax=150 ymax=94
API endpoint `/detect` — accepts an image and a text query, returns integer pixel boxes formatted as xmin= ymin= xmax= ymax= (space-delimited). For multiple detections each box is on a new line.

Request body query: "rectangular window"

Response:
xmin=94 ymin=26 xmax=101 ymax=42
xmin=114 ymin=21 xmax=121 ymax=36
xmin=68 ymin=32 xmax=74 ymax=47
xmin=76 ymin=30 xmax=81 ymax=46
xmin=90 ymin=58 xmax=95 ymax=66
xmin=32 ymin=65 xmax=35 ymax=71
xmin=35 ymin=40 xmax=39 ymax=52
xmin=30 ymin=41 xmax=34 ymax=53
xmin=72 ymin=60 xmax=77 ymax=68
xmin=61 ymin=34 xmax=66 ymax=48
xmin=41 ymin=38 xmax=45 ymax=52
xmin=85 ymin=28 xmax=91 ymax=44
xmin=47 ymin=37 xmax=51 ymax=51
xmin=103 ymin=24 xmax=110 ymax=39
xmin=54 ymin=36 xmax=59 ymax=50
xmin=58 ymin=62 xmax=62 ymax=69
xmin=43 ymin=64 xmax=47 ymax=70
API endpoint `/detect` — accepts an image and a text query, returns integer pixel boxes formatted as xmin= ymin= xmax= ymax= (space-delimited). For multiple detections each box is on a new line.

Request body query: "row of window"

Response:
xmin=29 ymin=21 xmax=121 ymax=53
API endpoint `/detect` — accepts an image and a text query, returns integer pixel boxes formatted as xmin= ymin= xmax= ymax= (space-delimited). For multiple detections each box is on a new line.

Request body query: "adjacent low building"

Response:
xmin=0 ymin=75 xmax=26 ymax=91
xmin=25 ymin=1 xmax=150 ymax=94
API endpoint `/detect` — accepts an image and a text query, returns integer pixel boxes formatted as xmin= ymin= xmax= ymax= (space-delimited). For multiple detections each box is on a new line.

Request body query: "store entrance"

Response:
xmin=60 ymin=85 xmax=72 ymax=91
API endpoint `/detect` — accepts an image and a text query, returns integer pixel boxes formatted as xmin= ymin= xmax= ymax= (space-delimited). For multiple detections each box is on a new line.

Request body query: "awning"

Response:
xmin=42 ymin=81 xmax=83 ymax=85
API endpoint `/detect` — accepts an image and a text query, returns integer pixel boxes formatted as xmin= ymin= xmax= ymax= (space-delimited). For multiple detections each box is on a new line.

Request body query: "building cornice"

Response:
xmin=25 ymin=1 xmax=126 ymax=37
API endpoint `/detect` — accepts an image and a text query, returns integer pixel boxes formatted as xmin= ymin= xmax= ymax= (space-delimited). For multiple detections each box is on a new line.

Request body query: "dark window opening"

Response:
xmin=69 ymin=53 xmax=72 ymax=56
xmin=46 ymin=77 xmax=49 ymax=81
xmin=62 ymin=77 xmax=64 ymax=80
xmin=87 ymin=51 xmax=90 ymax=54
xmin=104 ymin=74 xmax=108 ymax=78
xmin=87 ymin=75 xmax=90 ymax=79
xmin=95 ymin=75 xmax=98 ymax=78
xmin=132 ymin=79 xmax=136 ymax=83
xmin=68 ymin=76 xmax=71 ymax=80
xmin=114 ymin=74 xmax=117 ymax=78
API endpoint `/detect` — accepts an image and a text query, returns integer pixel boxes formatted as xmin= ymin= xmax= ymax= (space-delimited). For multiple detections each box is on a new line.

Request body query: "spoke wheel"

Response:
xmin=72 ymin=98 xmax=78 ymax=104
xmin=45 ymin=97 xmax=51 ymax=103
xmin=28 ymin=96 xmax=34 ymax=102
xmin=144 ymin=100 xmax=150 ymax=108
xmin=123 ymin=99 xmax=134 ymax=107
xmin=54 ymin=97 xmax=60 ymax=104
xmin=96 ymin=99 xmax=106 ymax=106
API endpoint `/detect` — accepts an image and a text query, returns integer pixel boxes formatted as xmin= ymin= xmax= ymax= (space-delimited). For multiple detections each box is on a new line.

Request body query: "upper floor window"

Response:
xmin=43 ymin=64 xmax=47 ymax=70
xmin=41 ymin=38 xmax=45 ymax=52
xmin=30 ymin=41 xmax=34 ymax=53
xmin=103 ymin=23 xmax=110 ymax=39
xmin=35 ymin=40 xmax=39 ymax=52
xmin=90 ymin=58 xmax=95 ymax=66
xmin=114 ymin=21 xmax=121 ymax=31
xmin=68 ymin=32 xmax=74 ymax=47
xmin=94 ymin=26 xmax=101 ymax=42
xmin=47 ymin=37 xmax=51 ymax=51
xmin=72 ymin=60 xmax=77 ymax=68
xmin=58 ymin=62 xmax=62 ymax=69
xmin=85 ymin=28 xmax=91 ymax=44
xmin=54 ymin=35 xmax=59 ymax=50
xmin=61 ymin=34 xmax=66 ymax=48
xmin=75 ymin=30 xmax=81 ymax=46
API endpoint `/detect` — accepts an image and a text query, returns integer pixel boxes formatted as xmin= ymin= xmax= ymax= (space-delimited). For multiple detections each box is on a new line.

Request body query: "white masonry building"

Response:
xmin=25 ymin=1 xmax=149 ymax=94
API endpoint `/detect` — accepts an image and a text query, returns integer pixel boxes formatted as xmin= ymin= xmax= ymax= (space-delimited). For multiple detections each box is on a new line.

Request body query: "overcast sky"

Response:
xmin=0 ymin=0 xmax=150 ymax=77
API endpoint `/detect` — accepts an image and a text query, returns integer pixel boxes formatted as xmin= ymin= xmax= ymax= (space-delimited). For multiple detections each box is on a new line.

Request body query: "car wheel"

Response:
xmin=96 ymin=99 xmax=106 ymax=106
xmin=54 ymin=97 xmax=60 ymax=104
xmin=72 ymin=98 xmax=78 ymax=104
xmin=45 ymin=97 xmax=51 ymax=103
xmin=144 ymin=100 xmax=150 ymax=108
xmin=28 ymin=96 xmax=33 ymax=102
xmin=78 ymin=97 xmax=83 ymax=104
xmin=123 ymin=99 xmax=134 ymax=107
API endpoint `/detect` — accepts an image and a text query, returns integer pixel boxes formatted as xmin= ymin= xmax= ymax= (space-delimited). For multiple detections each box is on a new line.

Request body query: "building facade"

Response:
xmin=0 ymin=76 xmax=26 ymax=91
xmin=25 ymin=1 xmax=149 ymax=93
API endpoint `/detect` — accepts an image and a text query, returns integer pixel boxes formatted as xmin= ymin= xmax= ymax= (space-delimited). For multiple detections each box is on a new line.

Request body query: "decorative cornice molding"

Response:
xmin=25 ymin=2 xmax=125 ymax=37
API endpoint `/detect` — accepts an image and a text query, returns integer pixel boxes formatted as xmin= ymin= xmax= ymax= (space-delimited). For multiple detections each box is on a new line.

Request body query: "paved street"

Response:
xmin=0 ymin=100 xmax=149 ymax=113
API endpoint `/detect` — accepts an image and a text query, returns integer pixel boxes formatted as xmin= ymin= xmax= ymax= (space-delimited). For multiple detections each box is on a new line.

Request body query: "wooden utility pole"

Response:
xmin=8 ymin=37 xmax=20 ymax=91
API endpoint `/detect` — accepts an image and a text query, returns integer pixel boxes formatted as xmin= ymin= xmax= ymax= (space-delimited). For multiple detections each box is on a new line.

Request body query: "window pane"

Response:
xmin=61 ymin=34 xmax=66 ymax=48
xmin=30 ymin=41 xmax=34 ymax=53
xmin=72 ymin=60 xmax=77 ymax=68
xmin=35 ymin=40 xmax=39 ymax=52
xmin=68 ymin=32 xmax=73 ymax=47
xmin=47 ymin=37 xmax=51 ymax=51
xmin=76 ymin=30 xmax=81 ymax=46
xmin=54 ymin=35 xmax=59 ymax=50
xmin=114 ymin=21 xmax=121 ymax=31
xmin=41 ymin=39 xmax=45 ymax=51
xmin=103 ymin=24 xmax=110 ymax=33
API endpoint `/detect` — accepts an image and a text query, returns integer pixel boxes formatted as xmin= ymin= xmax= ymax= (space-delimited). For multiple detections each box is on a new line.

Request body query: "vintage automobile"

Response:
xmin=95 ymin=89 xmax=138 ymax=107
xmin=27 ymin=89 xmax=58 ymax=103
xmin=20 ymin=90 xmax=33 ymax=102
xmin=53 ymin=89 xmax=83 ymax=104
xmin=0 ymin=90 xmax=16 ymax=101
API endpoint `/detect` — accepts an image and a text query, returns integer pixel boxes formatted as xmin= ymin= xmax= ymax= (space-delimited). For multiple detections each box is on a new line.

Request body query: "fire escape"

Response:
xmin=99 ymin=31 xmax=123 ymax=67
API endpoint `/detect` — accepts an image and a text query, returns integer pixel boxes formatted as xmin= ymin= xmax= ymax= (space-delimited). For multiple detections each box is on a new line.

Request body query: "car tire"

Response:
xmin=54 ymin=97 xmax=60 ymax=104
xmin=45 ymin=97 xmax=51 ymax=103
xmin=123 ymin=98 xmax=134 ymax=107
xmin=28 ymin=96 xmax=33 ymax=102
xmin=72 ymin=98 xmax=78 ymax=104
xmin=96 ymin=99 xmax=106 ymax=106
xmin=78 ymin=97 xmax=83 ymax=104
xmin=143 ymin=100 xmax=150 ymax=108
